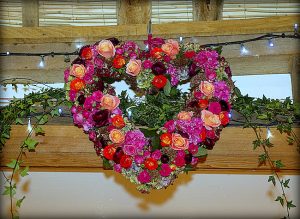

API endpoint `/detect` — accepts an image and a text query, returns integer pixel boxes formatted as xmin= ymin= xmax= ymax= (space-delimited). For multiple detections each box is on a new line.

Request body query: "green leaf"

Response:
xmin=50 ymin=108 xmax=60 ymax=117
xmin=103 ymin=158 xmax=112 ymax=170
xmin=16 ymin=196 xmax=26 ymax=208
xmin=6 ymin=159 xmax=19 ymax=170
xmin=2 ymin=185 xmax=16 ymax=196
xmin=253 ymin=139 xmax=261 ymax=150
xmin=34 ymin=126 xmax=45 ymax=136
xmin=283 ymin=179 xmax=290 ymax=188
xmin=287 ymin=200 xmax=296 ymax=209
xmin=37 ymin=115 xmax=48 ymax=125
xmin=20 ymin=166 xmax=29 ymax=177
xmin=275 ymin=196 xmax=284 ymax=206
xmin=268 ymin=175 xmax=276 ymax=186
xmin=15 ymin=118 xmax=24 ymax=125
xmin=234 ymin=87 xmax=242 ymax=97
xmin=163 ymin=79 xmax=171 ymax=96
xmin=24 ymin=138 xmax=38 ymax=150
xmin=257 ymin=114 xmax=268 ymax=120
xmin=195 ymin=147 xmax=208 ymax=157
xmin=258 ymin=153 xmax=267 ymax=164
xmin=273 ymin=160 xmax=284 ymax=169
xmin=214 ymin=46 xmax=223 ymax=55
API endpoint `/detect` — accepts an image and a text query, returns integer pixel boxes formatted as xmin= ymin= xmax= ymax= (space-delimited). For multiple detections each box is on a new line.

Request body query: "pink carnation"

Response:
xmin=137 ymin=170 xmax=151 ymax=184
xmin=159 ymin=164 xmax=172 ymax=177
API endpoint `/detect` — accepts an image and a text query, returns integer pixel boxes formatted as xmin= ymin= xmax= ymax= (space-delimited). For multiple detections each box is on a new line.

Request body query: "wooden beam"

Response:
xmin=0 ymin=16 xmax=298 ymax=44
xmin=0 ymin=54 xmax=296 ymax=84
xmin=290 ymin=56 xmax=300 ymax=103
xmin=1 ymin=126 xmax=299 ymax=174
xmin=22 ymin=0 xmax=39 ymax=27
xmin=117 ymin=0 xmax=151 ymax=25
xmin=193 ymin=0 xmax=224 ymax=21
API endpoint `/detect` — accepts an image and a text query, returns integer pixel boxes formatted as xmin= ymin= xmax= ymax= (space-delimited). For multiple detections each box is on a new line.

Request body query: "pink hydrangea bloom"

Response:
xmin=124 ymin=130 xmax=148 ymax=154
xmin=114 ymin=164 xmax=122 ymax=173
xmin=123 ymin=144 xmax=137 ymax=156
xmin=214 ymin=81 xmax=231 ymax=101
xmin=64 ymin=68 xmax=70 ymax=83
xmin=194 ymin=50 xmax=219 ymax=70
xmin=134 ymin=155 xmax=144 ymax=164
xmin=205 ymin=68 xmax=217 ymax=81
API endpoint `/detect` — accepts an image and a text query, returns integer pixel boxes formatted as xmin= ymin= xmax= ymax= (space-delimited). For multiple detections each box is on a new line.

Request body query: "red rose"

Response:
xmin=80 ymin=46 xmax=93 ymax=60
xmin=120 ymin=155 xmax=132 ymax=169
xmin=144 ymin=158 xmax=158 ymax=170
xmin=111 ymin=115 xmax=125 ymax=129
xmin=200 ymin=129 xmax=206 ymax=141
xmin=219 ymin=111 xmax=230 ymax=126
xmin=184 ymin=50 xmax=196 ymax=59
xmin=70 ymin=78 xmax=85 ymax=91
xmin=198 ymin=99 xmax=209 ymax=109
xmin=103 ymin=145 xmax=116 ymax=160
xmin=152 ymin=75 xmax=167 ymax=89
xmin=150 ymin=47 xmax=163 ymax=59
xmin=112 ymin=55 xmax=126 ymax=69
xmin=160 ymin=133 xmax=172 ymax=147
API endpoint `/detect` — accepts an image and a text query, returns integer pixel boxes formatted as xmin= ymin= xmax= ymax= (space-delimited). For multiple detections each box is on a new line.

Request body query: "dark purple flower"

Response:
xmin=184 ymin=153 xmax=193 ymax=164
xmin=188 ymin=63 xmax=198 ymax=77
xmin=77 ymin=94 xmax=86 ymax=105
xmin=92 ymin=110 xmax=109 ymax=127
xmin=106 ymin=37 xmax=120 ymax=46
xmin=225 ymin=66 xmax=232 ymax=77
xmin=72 ymin=57 xmax=85 ymax=65
xmin=151 ymin=62 xmax=166 ymax=75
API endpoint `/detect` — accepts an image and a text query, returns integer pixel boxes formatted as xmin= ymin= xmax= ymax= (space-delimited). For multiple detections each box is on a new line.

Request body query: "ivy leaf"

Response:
xmin=258 ymin=153 xmax=267 ymax=164
xmin=257 ymin=114 xmax=268 ymax=120
xmin=16 ymin=196 xmax=26 ymax=208
xmin=287 ymin=200 xmax=296 ymax=209
xmin=20 ymin=166 xmax=29 ymax=177
xmin=194 ymin=147 xmax=208 ymax=157
xmin=283 ymin=179 xmax=290 ymax=188
xmin=2 ymin=185 xmax=16 ymax=196
xmin=273 ymin=160 xmax=284 ymax=169
xmin=103 ymin=158 xmax=112 ymax=170
xmin=234 ymin=87 xmax=242 ymax=97
xmin=50 ymin=108 xmax=60 ymax=117
xmin=24 ymin=138 xmax=38 ymax=150
xmin=6 ymin=159 xmax=20 ymax=170
xmin=37 ymin=115 xmax=48 ymax=125
xmin=275 ymin=196 xmax=284 ymax=206
xmin=268 ymin=175 xmax=276 ymax=186
xmin=163 ymin=79 xmax=171 ymax=96
xmin=34 ymin=126 xmax=45 ymax=136
xmin=15 ymin=118 xmax=24 ymax=125
xmin=214 ymin=46 xmax=223 ymax=55
xmin=253 ymin=139 xmax=261 ymax=150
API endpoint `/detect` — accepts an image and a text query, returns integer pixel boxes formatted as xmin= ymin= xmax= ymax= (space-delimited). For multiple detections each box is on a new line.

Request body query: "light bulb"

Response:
xmin=294 ymin=23 xmax=298 ymax=32
xmin=58 ymin=108 xmax=62 ymax=115
xmin=75 ymin=43 xmax=82 ymax=49
xmin=179 ymin=36 xmax=183 ymax=42
xmin=266 ymin=127 xmax=273 ymax=139
xmin=6 ymin=51 xmax=10 ymax=55
xmin=38 ymin=56 xmax=45 ymax=68
xmin=27 ymin=117 xmax=33 ymax=133
xmin=268 ymin=38 xmax=274 ymax=47
xmin=228 ymin=111 xmax=232 ymax=119
xmin=240 ymin=44 xmax=249 ymax=55
xmin=145 ymin=44 xmax=149 ymax=51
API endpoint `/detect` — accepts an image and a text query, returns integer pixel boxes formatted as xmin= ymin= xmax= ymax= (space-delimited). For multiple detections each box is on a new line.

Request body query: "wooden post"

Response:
xmin=290 ymin=56 xmax=300 ymax=103
xmin=117 ymin=0 xmax=151 ymax=25
xmin=193 ymin=0 xmax=224 ymax=21
xmin=22 ymin=0 xmax=39 ymax=27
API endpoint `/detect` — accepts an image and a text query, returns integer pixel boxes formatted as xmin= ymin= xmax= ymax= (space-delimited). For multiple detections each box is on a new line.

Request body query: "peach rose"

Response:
xmin=170 ymin=133 xmax=189 ymax=150
xmin=162 ymin=39 xmax=179 ymax=59
xmin=100 ymin=94 xmax=120 ymax=111
xmin=126 ymin=59 xmax=142 ymax=76
xmin=97 ymin=40 xmax=115 ymax=59
xmin=200 ymin=81 xmax=215 ymax=98
xmin=201 ymin=110 xmax=221 ymax=130
xmin=109 ymin=129 xmax=125 ymax=144
xmin=70 ymin=64 xmax=86 ymax=79
xmin=177 ymin=111 xmax=193 ymax=121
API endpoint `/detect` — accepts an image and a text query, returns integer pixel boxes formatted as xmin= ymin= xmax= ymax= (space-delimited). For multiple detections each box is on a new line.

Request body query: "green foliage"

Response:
xmin=268 ymin=175 xmax=276 ymax=186
xmin=275 ymin=196 xmax=284 ymax=206
xmin=24 ymin=138 xmax=38 ymax=150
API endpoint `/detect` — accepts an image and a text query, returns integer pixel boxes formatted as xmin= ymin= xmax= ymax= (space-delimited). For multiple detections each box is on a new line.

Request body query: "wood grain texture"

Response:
xmin=117 ymin=0 xmax=151 ymax=25
xmin=193 ymin=0 xmax=224 ymax=21
xmin=1 ymin=126 xmax=299 ymax=174
xmin=22 ymin=0 xmax=39 ymax=27
xmin=290 ymin=56 xmax=300 ymax=103
xmin=0 ymin=15 xmax=298 ymax=44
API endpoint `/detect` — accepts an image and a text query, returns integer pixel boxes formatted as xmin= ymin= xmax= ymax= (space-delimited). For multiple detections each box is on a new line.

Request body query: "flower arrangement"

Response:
xmin=64 ymin=37 xmax=235 ymax=192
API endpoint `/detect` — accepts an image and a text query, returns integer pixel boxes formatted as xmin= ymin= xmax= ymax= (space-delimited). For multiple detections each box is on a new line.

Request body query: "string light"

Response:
xmin=27 ymin=117 xmax=33 ymax=133
xmin=294 ymin=23 xmax=298 ymax=33
xmin=266 ymin=127 xmax=273 ymax=139
xmin=268 ymin=38 xmax=274 ymax=47
xmin=38 ymin=55 xmax=45 ymax=68
xmin=6 ymin=51 xmax=10 ymax=55
xmin=58 ymin=108 xmax=63 ymax=115
xmin=240 ymin=43 xmax=249 ymax=55
xmin=228 ymin=111 xmax=232 ymax=119
xmin=179 ymin=36 xmax=183 ymax=42
xmin=145 ymin=44 xmax=149 ymax=51
xmin=75 ymin=42 xmax=83 ymax=49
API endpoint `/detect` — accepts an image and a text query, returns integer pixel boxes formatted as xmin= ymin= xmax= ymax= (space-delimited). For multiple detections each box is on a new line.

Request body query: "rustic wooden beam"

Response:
xmin=0 ymin=54 xmax=296 ymax=84
xmin=193 ymin=0 xmax=224 ymax=21
xmin=1 ymin=126 xmax=299 ymax=174
xmin=117 ymin=0 xmax=151 ymax=25
xmin=22 ymin=0 xmax=39 ymax=27
xmin=0 ymin=16 xmax=298 ymax=44
xmin=290 ymin=56 xmax=300 ymax=103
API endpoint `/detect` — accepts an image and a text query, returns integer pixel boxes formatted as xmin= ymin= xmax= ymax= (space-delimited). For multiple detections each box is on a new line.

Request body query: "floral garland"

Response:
xmin=64 ymin=37 xmax=235 ymax=192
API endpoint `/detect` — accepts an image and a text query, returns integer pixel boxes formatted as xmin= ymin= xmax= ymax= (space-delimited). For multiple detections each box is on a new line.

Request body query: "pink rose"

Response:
xmin=177 ymin=111 xmax=193 ymax=121
xmin=200 ymin=81 xmax=215 ymax=98
xmin=97 ymin=40 xmax=115 ymax=59
xmin=109 ymin=129 xmax=125 ymax=144
xmin=201 ymin=110 xmax=221 ymax=130
xmin=70 ymin=64 xmax=86 ymax=79
xmin=126 ymin=59 xmax=142 ymax=76
xmin=100 ymin=94 xmax=120 ymax=111
xmin=171 ymin=133 xmax=189 ymax=151
xmin=161 ymin=39 xmax=179 ymax=59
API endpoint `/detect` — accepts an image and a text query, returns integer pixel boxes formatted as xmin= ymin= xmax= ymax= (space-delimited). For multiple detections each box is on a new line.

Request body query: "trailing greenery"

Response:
xmin=0 ymin=86 xmax=299 ymax=218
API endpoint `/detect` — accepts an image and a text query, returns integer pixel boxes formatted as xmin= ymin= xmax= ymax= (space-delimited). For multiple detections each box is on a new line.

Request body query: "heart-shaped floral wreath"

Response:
xmin=64 ymin=37 xmax=235 ymax=193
